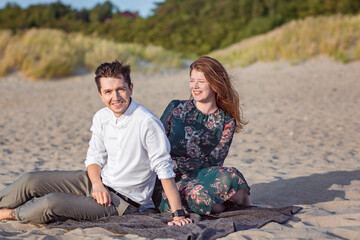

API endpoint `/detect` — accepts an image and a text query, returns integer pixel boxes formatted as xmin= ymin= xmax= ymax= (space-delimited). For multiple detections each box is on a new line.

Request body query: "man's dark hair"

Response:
xmin=95 ymin=60 xmax=132 ymax=92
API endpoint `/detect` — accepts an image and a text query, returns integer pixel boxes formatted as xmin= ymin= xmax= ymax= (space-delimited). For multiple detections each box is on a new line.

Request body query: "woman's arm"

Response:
xmin=206 ymin=118 xmax=236 ymax=166
xmin=160 ymin=178 xmax=193 ymax=226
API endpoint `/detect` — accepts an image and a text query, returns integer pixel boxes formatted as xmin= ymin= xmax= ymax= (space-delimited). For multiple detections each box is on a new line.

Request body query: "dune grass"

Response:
xmin=1 ymin=14 xmax=359 ymax=79
xmin=211 ymin=14 xmax=360 ymax=67
xmin=0 ymin=28 xmax=185 ymax=80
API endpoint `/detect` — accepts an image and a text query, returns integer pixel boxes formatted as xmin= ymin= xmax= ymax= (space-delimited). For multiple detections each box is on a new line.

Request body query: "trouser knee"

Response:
xmin=17 ymin=192 xmax=65 ymax=223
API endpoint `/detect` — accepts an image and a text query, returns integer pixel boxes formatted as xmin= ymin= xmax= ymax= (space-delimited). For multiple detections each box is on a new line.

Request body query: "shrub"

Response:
xmin=0 ymin=28 xmax=187 ymax=79
xmin=0 ymin=29 xmax=78 ymax=79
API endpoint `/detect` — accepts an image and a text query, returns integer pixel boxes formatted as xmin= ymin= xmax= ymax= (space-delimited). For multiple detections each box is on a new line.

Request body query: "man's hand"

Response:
xmin=87 ymin=164 xmax=111 ymax=206
xmin=168 ymin=216 xmax=193 ymax=226
xmin=91 ymin=182 xmax=111 ymax=206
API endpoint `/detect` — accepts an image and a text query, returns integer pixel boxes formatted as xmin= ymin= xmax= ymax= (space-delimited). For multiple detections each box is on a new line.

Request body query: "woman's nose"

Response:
xmin=194 ymin=81 xmax=199 ymax=88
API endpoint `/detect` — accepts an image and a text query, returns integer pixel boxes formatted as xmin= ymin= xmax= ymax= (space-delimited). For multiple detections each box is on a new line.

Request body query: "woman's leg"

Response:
xmin=211 ymin=203 xmax=227 ymax=213
xmin=211 ymin=189 xmax=250 ymax=213
xmin=228 ymin=188 xmax=251 ymax=206
xmin=183 ymin=167 xmax=250 ymax=215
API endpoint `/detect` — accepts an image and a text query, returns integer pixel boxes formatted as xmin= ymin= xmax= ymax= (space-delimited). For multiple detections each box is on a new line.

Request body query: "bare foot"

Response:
xmin=0 ymin=208 xmax=16 ymax=221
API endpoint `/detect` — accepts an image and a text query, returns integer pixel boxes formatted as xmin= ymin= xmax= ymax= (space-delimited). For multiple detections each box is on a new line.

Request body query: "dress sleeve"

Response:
xmin=206 ymin=117 xmax=236 ymax=167
xmin=160 ymin=100 xmax=178 ymax=136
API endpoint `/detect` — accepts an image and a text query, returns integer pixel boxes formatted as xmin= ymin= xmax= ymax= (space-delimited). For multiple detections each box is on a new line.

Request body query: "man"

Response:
xmin=0 ymin=60 xmax=191 ymax=226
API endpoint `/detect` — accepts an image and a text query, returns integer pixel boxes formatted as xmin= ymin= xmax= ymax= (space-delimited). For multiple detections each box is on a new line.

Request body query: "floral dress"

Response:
xmin=154 ymin=100 xmax=250 ymax=215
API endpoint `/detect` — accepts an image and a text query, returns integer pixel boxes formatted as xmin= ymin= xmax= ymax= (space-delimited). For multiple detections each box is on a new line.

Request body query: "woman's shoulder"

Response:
xmin=221 ymin=111 xmax=237 ymax=132
xmin=167 ymin=99 xmax=191 ymax=108
xmin=222 ymin=110 xmax=236 ymax=125
xmin=168 ymin=99 xmax=189 ymax=105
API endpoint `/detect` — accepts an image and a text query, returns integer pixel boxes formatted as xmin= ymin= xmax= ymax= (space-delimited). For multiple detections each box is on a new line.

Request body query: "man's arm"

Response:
xmin=87 ymin=164 xmax=111 ymax=206
xmin=85 ymin=113 xmax=111 ymax=206
xmin=144 ymin=117 xmax=192 ymax=226
xmin=160 ymin=178 xmax=193 ymax=226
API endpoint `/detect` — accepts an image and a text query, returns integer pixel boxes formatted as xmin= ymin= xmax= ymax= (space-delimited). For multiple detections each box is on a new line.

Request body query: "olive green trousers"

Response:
xmin=0 ymin=170 xmax=136 ymax=223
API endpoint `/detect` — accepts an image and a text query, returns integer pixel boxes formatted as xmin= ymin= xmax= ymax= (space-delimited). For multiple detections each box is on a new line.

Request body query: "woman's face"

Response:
xmin=190 ymin=69 xmax=216 ymax=104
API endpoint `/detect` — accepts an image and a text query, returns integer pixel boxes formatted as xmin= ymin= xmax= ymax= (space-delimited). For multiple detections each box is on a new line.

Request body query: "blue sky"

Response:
xmin=0 ymin=0 xmax=165 ymax=17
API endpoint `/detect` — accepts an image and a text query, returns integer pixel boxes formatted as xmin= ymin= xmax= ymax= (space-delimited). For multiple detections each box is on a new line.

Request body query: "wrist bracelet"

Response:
xmin=172 ymin=209 xmax=185 ymax=217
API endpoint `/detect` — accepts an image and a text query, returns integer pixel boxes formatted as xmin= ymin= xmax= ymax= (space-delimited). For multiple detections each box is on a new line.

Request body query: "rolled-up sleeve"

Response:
xmin=143 ymin=117 xmax=175 ymax=179
xmin=85 ymin=114 xmax=107 ymax=168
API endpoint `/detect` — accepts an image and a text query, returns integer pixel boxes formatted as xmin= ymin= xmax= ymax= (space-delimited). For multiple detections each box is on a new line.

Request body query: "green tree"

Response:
xmin=89 ymin=0 xmax=117 ymax=22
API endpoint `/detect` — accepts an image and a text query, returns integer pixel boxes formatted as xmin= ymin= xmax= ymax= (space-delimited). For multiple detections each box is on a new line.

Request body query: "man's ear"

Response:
xmin=129 ymin=83 xmax=134 ymax=94
xmin=98 ymin=90 xmax=104 ymax=102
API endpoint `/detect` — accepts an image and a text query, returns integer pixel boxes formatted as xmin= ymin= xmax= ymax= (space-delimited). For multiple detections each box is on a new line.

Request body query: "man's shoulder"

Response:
xmin=93 ymin=107 xmax=112 ymax=120
xmin=133 ymin=102 xmax=158 ymax=121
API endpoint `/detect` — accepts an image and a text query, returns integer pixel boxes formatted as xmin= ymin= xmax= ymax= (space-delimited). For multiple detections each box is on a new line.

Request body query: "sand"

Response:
xmin=0 ymin=58 xmax=359 ymax=239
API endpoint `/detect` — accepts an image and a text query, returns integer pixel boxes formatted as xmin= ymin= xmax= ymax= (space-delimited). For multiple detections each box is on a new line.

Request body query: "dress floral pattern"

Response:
xmin=154 ymin=100 xmax=249 ymax=215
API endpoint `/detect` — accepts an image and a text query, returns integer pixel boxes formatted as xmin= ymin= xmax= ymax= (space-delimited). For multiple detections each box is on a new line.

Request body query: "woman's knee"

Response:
xmin=219 ymin=167 xmax=248 ymax=187
xmin=214 ymin=167 xmax=237 ymax=185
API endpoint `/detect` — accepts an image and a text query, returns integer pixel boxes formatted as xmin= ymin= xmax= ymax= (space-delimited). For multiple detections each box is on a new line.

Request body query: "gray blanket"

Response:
xmin=47 ymin=206 xmax=302 ymax=239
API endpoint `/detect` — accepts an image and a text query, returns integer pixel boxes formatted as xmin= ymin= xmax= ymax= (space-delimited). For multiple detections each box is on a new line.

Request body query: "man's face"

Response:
xmin=98 ymin=75 xmax=133 ymax=118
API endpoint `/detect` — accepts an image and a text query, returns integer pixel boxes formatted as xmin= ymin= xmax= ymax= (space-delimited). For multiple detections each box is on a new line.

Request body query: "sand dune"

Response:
xmin=0 ymin=58 xmax=359 ymax=239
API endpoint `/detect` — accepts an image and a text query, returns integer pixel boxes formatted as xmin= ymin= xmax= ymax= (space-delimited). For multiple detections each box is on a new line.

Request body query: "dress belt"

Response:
xmin=106 ymin=186 xmax=141 ymax=208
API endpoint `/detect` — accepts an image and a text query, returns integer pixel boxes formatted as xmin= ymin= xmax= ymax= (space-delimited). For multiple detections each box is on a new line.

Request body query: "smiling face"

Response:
xmin=98 ymin=75 xmax=133 ymax=118
xmin=190 ymin=69 xmax=216 ymax=104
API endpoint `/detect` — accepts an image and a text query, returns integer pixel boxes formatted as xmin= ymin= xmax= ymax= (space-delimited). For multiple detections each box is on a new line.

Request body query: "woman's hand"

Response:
xmin=168 ymin=216 xmax=193 ymax=226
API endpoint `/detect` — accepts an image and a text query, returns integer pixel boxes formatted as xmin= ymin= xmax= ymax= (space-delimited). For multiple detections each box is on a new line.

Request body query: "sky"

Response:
xmin=0 ymin=0 xmax=165 ymax=17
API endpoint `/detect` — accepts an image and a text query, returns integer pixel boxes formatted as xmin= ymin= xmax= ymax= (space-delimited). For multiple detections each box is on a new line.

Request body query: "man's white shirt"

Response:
xmin=85 ymin=99 xmax=175 ymax=209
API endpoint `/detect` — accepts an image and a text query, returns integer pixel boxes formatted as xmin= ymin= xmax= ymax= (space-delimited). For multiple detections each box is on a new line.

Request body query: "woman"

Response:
xmin=155 ymin=56 xmax=251 ymax=215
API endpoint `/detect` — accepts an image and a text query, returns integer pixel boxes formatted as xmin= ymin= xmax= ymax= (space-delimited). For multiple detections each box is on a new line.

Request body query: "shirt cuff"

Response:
xmin=84 ymin=158 xmax=104 ymax=168
xmin=156 ymin=168 xmax=175 ymax=179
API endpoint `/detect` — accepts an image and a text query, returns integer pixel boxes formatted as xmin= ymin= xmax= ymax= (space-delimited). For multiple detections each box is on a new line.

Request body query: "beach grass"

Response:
xmin=1 ymin=14 xmax=359 ymax=79
xmin=210 ymin=14 xmax=360 ymax=67
xmin=0 ymin=28 xmax=185 ymax=80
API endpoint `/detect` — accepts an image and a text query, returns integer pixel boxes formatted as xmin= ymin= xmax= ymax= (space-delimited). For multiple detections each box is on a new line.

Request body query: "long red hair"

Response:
xmin=190 ymin=56 xmax=246 ymax=132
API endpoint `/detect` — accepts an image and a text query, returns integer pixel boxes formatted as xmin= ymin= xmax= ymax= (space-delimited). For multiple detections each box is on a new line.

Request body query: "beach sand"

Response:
xmin=0 ymin=58 xmax=359 ymax=239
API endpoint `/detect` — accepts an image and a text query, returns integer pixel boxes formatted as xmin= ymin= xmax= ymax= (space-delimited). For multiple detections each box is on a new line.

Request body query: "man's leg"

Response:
xmin=0 ymin=170 xmax=136 ymax=223
xmin=15 ymin=192 xmax=118 ymax=223
xmin=0 ymin=170 xmax=91 ymax=209
xmin=0 ymin=208 xmax=15 ymax=221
